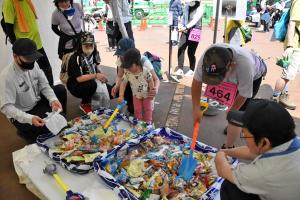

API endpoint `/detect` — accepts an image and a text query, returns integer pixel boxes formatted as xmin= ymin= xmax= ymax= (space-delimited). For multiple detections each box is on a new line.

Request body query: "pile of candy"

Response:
xmin=101 ymin=135 xmax=217 ymax=200
xmin=49 ymin=111 xmax=149 ymax=165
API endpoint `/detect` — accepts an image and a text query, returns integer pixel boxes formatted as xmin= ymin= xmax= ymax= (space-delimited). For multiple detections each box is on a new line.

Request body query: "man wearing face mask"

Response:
xmin=0 ymin=39 xmax=67 ymax=143
xmin=191 ymin=44 xmax=267 ymax=149
xmin=66 ymin=32 xmax=113 ymax=114
xmin=51 ymin=0 xmax=83 ymax=59
xmin=103 ymin=0 xmax=134 ymax=43
xmin=2 ymin=0 xmax=54 ymax=86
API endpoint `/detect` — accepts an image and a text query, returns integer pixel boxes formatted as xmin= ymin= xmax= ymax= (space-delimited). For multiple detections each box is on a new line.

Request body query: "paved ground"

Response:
xmin=1 ymin=22 xmax=300 ymax=199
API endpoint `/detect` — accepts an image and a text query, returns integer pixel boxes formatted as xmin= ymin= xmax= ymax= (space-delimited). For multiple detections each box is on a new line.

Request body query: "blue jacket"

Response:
xmin=169 ymin=0 xmax=183 ymax=26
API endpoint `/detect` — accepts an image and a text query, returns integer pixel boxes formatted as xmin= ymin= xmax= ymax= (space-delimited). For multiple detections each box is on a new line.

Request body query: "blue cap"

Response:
xmin=114 ymin=38 xmax=135 ymax=56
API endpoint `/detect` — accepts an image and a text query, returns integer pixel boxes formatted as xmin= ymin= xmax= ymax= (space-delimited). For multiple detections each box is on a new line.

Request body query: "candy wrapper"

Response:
xmin=37 ymin=108 xmax=152 ymax=174
xmin=94 ymin=128 xmax=238 ymax=199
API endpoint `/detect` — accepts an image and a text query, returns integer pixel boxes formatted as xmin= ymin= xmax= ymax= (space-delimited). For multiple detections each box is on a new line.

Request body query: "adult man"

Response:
xmin=271 ymin=0 xmax=300 ymax=110
xmin=103 ymin=0 xmax=134 ymax=43
xmin=192 ymin=44 xmax=267 ymax=148
xmin=111 ymin=38 xmax=160 ymax=114
xmin=215 ymin=99 xmax=300 ymax=200
xmin=2 ymin=0 xmax=54 ymax=85
xmin=0 ymin=39 xmax=67 ymax=143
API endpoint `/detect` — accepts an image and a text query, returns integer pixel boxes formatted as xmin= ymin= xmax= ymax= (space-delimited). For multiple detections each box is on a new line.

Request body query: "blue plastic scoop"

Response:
xmin=178 ymin=102 xmax=208 ymax=181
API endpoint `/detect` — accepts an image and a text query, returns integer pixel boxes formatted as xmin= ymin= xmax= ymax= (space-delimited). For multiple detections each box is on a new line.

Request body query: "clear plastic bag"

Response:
xmin=91 ymin=80 xmax=110 ymax=110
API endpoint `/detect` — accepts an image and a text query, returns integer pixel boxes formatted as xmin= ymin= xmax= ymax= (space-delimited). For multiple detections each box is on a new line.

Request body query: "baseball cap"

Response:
xmin=81 ymin=32 xmax=95 ymax=44
xmin=115 ymin=38 xmax=135 ymax=56
xmin=122 ymin=48 xmax=141 ymax=69
xmin=202 ymin=46 xmax=233 ymax=85
xmin=227 ymin=99 xmax=295 ymax=135
xmin=12 ymin=39 xmax=43 ymax=61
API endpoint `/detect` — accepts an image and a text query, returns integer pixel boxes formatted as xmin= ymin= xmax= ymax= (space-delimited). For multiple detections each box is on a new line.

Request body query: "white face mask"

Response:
xmin=59 ymin=5 xmax=71 ymax=11
xmin=83 ymin=49 xmax=94 ymax=56
xmin=189 ymin=1 xmax=196 ymax=6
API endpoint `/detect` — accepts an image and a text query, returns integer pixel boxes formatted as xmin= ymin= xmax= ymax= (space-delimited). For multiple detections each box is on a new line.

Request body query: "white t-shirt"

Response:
xmin=193 ymin=44 xmax=267 ymax=98
xmin=233 ymin=138 xmax=300 ymax=200
xmin=123 ymin=68 xmax=152 ymax=99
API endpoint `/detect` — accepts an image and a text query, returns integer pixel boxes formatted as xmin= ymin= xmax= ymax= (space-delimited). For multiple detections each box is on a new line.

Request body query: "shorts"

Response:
xmin=281 ymin=51 xmax=300 ymax=80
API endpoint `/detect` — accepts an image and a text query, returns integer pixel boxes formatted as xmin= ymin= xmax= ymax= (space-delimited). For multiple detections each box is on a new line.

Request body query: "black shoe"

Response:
xmin=223 ymin=126 xmax=227 ymax=135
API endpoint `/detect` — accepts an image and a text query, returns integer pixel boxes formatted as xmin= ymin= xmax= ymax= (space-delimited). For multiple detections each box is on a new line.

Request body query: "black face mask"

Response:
xmin=19 ymin=59 xmax=35 ymax=70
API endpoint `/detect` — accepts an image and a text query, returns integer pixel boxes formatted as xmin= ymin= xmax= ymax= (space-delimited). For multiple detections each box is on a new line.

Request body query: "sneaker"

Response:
xmin=174 ymin=69 xmax=184 ymax=76
xmin=271 ymin=95 xmax=279 ymax=103
xmin=279 ymin=93 xmax=296 ymax=110
xmin=79 ymin=103 xmax=92 ymax=114
xmin=184 ymin=69 xmax=194 ymax=76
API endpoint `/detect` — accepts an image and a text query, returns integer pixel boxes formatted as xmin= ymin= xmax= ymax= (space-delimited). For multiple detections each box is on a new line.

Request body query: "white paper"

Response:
xmin=44 ymin=111 xmax=67 ymax=135
xmin=171 ymin=29 xmax=178 ymax=41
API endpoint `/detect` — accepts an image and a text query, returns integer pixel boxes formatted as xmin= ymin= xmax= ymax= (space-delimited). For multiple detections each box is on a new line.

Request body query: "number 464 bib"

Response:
xmin=204 ymin=82 xmax=238 ymax=107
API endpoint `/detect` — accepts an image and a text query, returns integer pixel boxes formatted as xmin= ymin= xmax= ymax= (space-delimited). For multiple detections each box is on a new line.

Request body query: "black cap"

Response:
xmin=81 ymin=32 xmax=95 ymax=44
xmin=227 ymin=99 xmax=295 ymax=134
xmin=123 ymin=48 xmax=141 ymax=69
xmin=115 ymin=38 xmax=135 ymax=56
xmin=202 ymin=46 xmax=232 ymax=85
xmin=12 ymin=39 xmax=43 ymax=61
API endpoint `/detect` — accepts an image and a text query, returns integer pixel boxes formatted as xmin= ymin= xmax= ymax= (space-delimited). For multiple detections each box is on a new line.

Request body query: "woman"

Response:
xmin=67 ymin=32 xmax=112 ymax=114
xmin=175 ymin=0 xmax=204 ymax=77
xmin=51 ymin=0 xmax=83 ymax=59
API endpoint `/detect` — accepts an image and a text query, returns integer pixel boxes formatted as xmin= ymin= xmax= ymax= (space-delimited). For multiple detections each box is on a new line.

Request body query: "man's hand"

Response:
xmin=283 ymin=47 xmax=293 ymax=58
xmin=51 ymin=100 xmax=62 ymax=112
xmin=193 ymin=107 xmax=203 ymax=124
xmin=96 ymin=73 xmax=108 ymax=83
xmin=111 ymin=85 xmax=120 ymax=98
xmin=32 ymin=116 xmax=45 ymax=127
xmin=148 ymin=87 xmax=157 ymax=98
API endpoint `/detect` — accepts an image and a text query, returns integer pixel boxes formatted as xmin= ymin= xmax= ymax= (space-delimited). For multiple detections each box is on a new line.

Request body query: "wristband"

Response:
xmin=286 ymin=45 xmax=293 ymax=49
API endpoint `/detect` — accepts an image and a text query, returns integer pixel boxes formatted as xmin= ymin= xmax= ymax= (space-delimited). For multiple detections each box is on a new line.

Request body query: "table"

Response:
xmin=13 ymin=144 xmax=118 ymax=200
xmin=13 ymin=144 xmax=221 ymax=200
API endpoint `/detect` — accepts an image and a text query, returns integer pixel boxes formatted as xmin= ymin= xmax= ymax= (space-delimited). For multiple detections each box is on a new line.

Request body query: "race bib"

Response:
xmin=204 ymin=82 xmax=238 ymax=107
xmin=188 ymin=28 xmax=201 ymax=42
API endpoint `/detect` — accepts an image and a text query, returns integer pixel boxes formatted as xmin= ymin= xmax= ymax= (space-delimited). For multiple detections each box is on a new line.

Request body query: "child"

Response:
xmin=118 ymin=48 xmax=154 ymax=124
xmin=215 ymin=99 xmax=300 ymax=200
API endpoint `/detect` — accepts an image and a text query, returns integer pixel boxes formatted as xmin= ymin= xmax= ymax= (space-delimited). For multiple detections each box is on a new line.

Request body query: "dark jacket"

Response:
xmin=169 ymin=0 xmax=183 ymax=26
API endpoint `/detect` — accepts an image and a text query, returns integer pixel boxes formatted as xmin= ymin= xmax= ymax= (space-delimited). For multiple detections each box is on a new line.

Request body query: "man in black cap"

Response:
xmin=215 ymin=99 xmax=300 ymax=200
xmin=0 ymin=38 xmax=67 ymax=143
xmin=192 ymin=43 xmax=267 ymax=148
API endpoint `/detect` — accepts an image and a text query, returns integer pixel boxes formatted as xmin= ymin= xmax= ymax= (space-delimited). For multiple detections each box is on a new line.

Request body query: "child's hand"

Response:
xmin=148 ymin=87 xmax=157 ymax=98
xmin=118 ymin=96 xmax=124 ymax=103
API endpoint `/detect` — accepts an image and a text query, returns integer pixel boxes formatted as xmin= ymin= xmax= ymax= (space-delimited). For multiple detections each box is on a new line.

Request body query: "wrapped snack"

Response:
xmin=190 ymin=181 xmax=207 ymax=198
xmin=125 ymin=185 xmax=143 ymax=198
xmin=65 ymin=155 xmax=85 ymax=163
xmin=127 ymin=159 xmax=146 ymax=177
xmin=83 ymin=152 xmax=101 ymax=163
xmin=116 ymin=168 xmax=129 ymax=184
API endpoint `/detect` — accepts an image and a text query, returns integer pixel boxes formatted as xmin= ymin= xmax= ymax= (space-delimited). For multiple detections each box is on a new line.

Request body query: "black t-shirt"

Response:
xmin=67 ymin=51 xmax=101 ymax=88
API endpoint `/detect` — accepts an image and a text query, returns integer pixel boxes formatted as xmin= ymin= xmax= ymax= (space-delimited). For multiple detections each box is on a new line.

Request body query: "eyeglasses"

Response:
xmin=240 ymin=132 xmax=254 ymax=139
